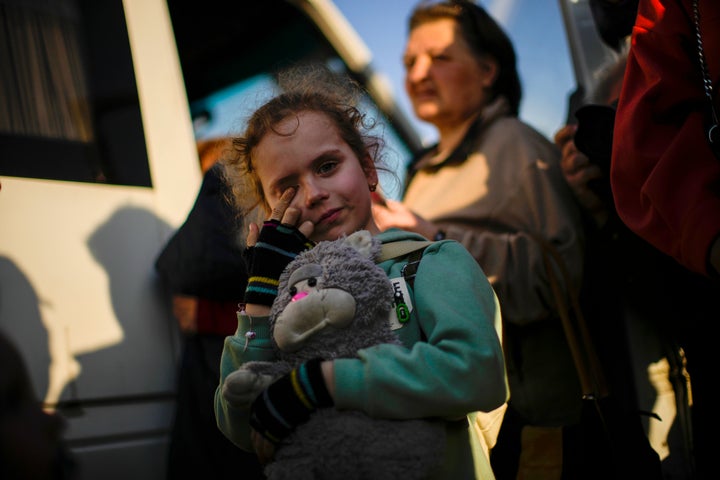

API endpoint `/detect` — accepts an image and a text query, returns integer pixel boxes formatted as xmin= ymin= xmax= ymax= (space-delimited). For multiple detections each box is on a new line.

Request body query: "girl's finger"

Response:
xmin=281 ymin=207 xmax=301 ymax=226
xmin=246 ymin=222 xmax=259 ymax=247
xmin=270 ymin=186 xmax=297 ymax=221
xmin=297 ymin=220 xmax=314 ymax=239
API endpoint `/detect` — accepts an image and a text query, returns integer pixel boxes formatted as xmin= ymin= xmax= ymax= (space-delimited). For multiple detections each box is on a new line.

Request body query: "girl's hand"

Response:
xmin=250 ymin=429 xmax=275 ymax=465
xmin=247 ymin=187 xmax=314 ymax=246
xmin=243 ymin=187 xmax=316 ymax=308
xmin=249 ymin=359 xmax=333 ymax=450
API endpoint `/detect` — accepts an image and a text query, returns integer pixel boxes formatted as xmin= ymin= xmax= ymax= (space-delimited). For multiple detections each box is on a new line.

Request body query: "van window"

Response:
xmin=0 ymin=0 xmax=151 ymax=186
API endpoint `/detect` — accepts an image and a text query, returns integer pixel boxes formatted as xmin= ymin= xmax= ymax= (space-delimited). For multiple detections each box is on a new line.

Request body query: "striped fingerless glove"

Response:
xmin=249 ymin=359 xmax=333 ymax=444
xmin=243 ymin=219 xmax=314 ymax=307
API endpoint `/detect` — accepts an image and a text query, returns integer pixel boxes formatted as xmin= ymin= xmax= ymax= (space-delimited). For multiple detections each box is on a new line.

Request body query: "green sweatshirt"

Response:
xmin=215 ymin=228 xmax=507 ymax=479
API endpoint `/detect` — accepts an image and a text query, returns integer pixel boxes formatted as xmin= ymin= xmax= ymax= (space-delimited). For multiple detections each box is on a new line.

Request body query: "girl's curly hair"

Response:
xmin=221 ymin=63 xmax=393 ymax=218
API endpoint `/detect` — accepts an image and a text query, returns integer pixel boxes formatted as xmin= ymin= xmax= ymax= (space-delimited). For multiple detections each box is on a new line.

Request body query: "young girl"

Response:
xmin=214 ymin=65 xmax=507 ymax=479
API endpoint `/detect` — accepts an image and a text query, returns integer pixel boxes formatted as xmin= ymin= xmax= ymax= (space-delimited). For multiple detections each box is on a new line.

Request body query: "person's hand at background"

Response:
xmin=371 ymin=191 xmax=439 ymax=240
xmin=171 ymin=295 xmax=198 ymax=334
xmin=554 ymin=124 xmax=608 ymax=227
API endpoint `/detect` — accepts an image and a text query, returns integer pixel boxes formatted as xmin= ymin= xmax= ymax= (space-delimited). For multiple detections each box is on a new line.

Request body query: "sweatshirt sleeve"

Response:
xmin=214 ymin=312 xmax=274 ymax=450
xmin=332 ymin=240 xmax=508 ymax=419
xmin=610 ymin=0 xmax=720 ymax=276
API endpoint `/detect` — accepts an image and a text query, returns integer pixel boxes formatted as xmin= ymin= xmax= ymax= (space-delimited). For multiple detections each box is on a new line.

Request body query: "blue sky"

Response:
xmin=333 ymin=0 xmax=576 ymax=145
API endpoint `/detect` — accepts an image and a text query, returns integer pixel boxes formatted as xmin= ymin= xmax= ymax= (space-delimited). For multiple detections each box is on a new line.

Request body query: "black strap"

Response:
xmin=401 ymin=248 xmax=426 ymax=288
xmin=400 ymin=247 xmax=427 ymax=342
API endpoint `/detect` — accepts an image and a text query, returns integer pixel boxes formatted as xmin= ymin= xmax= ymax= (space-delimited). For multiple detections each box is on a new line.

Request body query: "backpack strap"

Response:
xmin=401 ymin=248 xmax=425 ymax=289
xmin=377 ymin=240 xmax=432 ymax=263
xmin=378 ymin=239 xmax=433 ymax=288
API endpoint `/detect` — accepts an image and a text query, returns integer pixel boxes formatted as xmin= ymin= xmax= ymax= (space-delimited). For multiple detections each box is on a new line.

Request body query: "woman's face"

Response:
xmin=253 ymin=110 xmax=380 ymax=242
xmin=404 ymin=18 xmax=494 ymax=130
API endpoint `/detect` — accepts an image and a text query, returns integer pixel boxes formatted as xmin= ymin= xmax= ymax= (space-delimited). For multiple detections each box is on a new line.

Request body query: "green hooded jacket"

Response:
xmin=214 ymin=228 xmax=507 ymax=479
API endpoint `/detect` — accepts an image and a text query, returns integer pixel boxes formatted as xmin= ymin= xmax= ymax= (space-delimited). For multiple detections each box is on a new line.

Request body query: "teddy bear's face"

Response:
xmin=273 ymin=262 xmax=357 ymax=352
xmin=268 ymin=231 xmax=398 ymax=362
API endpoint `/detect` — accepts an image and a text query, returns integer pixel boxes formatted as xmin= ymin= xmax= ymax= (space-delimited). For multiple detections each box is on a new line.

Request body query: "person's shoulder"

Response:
xmin=376 ymin=228 xmax=428 ymax=244
xmin=425 ymin=238 xmax=470 ymax=256
xmin=376 ymin=230 xmax=473 ymax=263
xmin=482 ymin=117 xmax=558 ymax=166
xmin=418 ymin=240 xmax=494 ymax=292
xmin=492 ymin=116 xmax=553 ymax=145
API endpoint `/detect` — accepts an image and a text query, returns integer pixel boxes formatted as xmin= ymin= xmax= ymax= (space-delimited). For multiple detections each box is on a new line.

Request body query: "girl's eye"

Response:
xmin=317 ymin=161 xmax=338 ymax=175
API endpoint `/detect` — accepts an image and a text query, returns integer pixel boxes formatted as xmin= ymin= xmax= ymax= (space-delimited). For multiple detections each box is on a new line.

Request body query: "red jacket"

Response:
xmin=611 ymin=0 xmax=720 ymax=276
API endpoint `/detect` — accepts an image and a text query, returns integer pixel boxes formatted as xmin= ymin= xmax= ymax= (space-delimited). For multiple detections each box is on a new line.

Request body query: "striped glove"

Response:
xmin=243 ymin=219 xmax=314 ymax=307
xmin=249 ymin=359 xmax=333 ymax=444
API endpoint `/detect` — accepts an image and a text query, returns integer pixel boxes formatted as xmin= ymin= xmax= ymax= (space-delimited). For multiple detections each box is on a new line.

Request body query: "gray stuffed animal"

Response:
xmin=225 ymin=230 xmax=445 ymax=480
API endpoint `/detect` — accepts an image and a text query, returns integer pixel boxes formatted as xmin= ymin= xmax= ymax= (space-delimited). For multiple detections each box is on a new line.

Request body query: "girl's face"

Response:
xmin=403 ymin=18 xmax=495 ymax=130
xmin=253 ymin=110 xmax=380 ymax=242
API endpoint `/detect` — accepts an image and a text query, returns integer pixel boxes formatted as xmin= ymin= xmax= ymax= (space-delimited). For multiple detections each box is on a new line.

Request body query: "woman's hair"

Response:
xmin=222 ymin=64 xmax=390 ymax=217
xmin=408 ymin=0 xmax=522 ymax=115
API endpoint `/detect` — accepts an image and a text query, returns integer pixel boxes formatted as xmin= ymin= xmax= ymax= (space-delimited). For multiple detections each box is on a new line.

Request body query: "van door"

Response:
xmin=0 ymin=0 xmax=199 ymax=478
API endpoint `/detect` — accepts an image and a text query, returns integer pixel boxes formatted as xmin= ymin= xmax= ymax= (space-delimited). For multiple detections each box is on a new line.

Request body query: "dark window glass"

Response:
xmin=0 ymin=0 xmax=150 ymax=186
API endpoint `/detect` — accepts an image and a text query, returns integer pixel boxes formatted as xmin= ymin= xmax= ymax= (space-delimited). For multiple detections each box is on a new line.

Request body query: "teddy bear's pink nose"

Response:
xmin=291 ymin=291 xmax=309 ymax=302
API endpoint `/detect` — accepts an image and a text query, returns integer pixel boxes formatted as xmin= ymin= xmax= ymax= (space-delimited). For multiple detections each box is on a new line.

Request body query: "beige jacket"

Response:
xmin=404 ymin=98 xmax=586 ymax=424
xmin=404 ymin=97 xmax=584 ymax=326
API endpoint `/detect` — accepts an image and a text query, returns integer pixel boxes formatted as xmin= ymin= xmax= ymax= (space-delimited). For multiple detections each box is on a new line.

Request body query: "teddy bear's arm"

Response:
xmin=222 ymin=364 xmax=276 ymax=409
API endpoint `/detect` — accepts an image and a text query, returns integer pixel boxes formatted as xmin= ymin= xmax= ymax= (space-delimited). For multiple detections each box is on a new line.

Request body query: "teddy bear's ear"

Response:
xmin=343 ymin=230 xmax=378 ymax=261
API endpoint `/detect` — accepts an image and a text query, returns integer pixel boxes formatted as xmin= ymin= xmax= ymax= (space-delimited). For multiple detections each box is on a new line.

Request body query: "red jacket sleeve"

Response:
xmin=196 ymin=298 xmax=241 ymax=335
xmin=610 ymin=0 xmax=720 ymax=276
